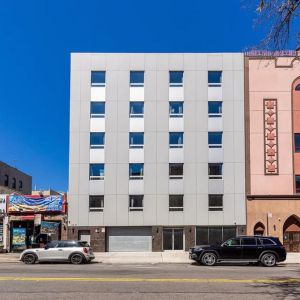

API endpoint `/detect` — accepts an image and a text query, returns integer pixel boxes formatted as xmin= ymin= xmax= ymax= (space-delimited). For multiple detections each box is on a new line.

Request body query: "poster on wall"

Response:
xmin=12 ymin=228 xmax=26 ymax=249
xmin=0 ymin=225 xmax=3 ymax=246
xmin=40 ymin=221 xmax=59 ymax=235
xmin=8 ymin=195 xmax=65 ymax=213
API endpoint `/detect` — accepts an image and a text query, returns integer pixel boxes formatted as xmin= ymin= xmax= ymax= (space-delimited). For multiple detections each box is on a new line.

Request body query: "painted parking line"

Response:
xmin=0 ymin=277 xmax=299 ymax=283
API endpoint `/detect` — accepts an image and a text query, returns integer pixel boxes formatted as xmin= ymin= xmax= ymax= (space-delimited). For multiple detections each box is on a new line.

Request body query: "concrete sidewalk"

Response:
xmin=0 ymin=251 xmax=299 ymax=264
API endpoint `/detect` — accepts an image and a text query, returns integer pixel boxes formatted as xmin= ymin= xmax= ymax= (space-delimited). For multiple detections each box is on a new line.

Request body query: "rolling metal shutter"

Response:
xmin=107 ymin=227 xmax=152 ymax=252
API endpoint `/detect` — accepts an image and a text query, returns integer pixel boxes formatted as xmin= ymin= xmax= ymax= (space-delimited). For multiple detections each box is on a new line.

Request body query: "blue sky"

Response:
xmin=0 ymin=0 xmax=277 ymax=191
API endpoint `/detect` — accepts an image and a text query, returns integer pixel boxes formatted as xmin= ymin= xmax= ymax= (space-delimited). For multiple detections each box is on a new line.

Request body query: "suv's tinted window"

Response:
xmin=224 ymin=238 xmax=240 ymax=246
xmin=46 ymin=242 xmax=59 ymax=248
xmin=241 ymin=238 xmax=257 ymax=245
xmin=260 ymin=238 xmax=276 ymax=245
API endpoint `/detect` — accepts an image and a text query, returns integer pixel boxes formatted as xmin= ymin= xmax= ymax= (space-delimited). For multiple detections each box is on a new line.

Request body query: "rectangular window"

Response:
xmin=89 ymin=195 xmax=104 ymax=211
xmin=169 ymin=132 xmax=183 ymax=148
xmin=19 ymin=180 xmax=23 ymax=191
xmin=208 ymin=101 xmax=222 ymax=117
xmin=129 ymin=195 xmax=143 ymax=211
xmin=89 ymin=164 xmax=104 ymax=180
xmin=169 ymin=195 xmax=183 ymax=211
xmin=196 ymin=226 xmax=236 ymax=246
xmin=129 ymin=163 xmax=144 ymax=179
xmin=169 ymin=163 xmax=183 ymax=179
xmin=91 ymin=102 xmax=105 ymax=117
xmin=295 ymin=133 xmax=300 ymax=152
xmin=90 ymin=133 xmax=105 ymax=149
xmin=296 ymin=175 xmax=300 ymax=193
xmin=169 ymin=102 xmax=183 ymax=117
xmin=129 ymin=102 xmax=144 ymax=118
xmin=208 ymin=71 xmax=222 ymax=87
xmin=208 ymin=163 xmax=223 ymax=179
xmin=208 ymin=195 xmax=223 ymax=211
xmin=91 ymin=71 xmax=105 ymax=86
xmin=208 ymin=132 xmax=222 ymax=148
xmin=129 ymin=132 xmax=144 ymax=148
xmin=130 ymin=71 xmax=144 ymax=87
xmin=170 ymin=71 xmax=183 ymax=86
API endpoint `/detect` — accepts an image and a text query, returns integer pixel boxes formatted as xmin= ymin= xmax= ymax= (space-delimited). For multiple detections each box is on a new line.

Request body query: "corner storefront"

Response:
xmin=7 ymin=194 xmax=67 ymax=252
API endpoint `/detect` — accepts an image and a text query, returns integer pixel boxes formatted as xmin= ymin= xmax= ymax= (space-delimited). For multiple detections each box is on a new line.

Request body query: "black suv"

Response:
xmin=189 ymin=236 xmax=286 ymax=267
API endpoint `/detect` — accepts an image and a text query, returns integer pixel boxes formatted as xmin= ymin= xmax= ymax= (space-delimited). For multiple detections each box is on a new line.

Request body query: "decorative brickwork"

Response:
xmin=264 ymin=99 xmax=279 ymax=175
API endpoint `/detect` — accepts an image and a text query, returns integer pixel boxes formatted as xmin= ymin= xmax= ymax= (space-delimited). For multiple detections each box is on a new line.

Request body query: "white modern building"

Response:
xmin=68 ymin=53 xmax=246 ymax=252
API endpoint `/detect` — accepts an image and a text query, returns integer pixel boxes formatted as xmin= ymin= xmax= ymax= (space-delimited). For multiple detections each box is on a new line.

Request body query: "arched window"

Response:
xmin=19 ymin=180 xmax=23 ymax=191
xmin=12 ymin=177 xmax=16 ymax=189
xmin=295 ymin=84 xmax=300 ymax=91
xmin=4 ymin=175 xmax=9 ymax=186
xmin=254 ymin=222 xmax=265 ymax=236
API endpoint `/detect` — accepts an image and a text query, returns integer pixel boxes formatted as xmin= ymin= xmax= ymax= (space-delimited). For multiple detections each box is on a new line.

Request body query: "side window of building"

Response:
xmin=129 ymin=102 xmax=144 ymax=117
xmin=296 ymin=175 xmax=300 ymax=193
xmin=169 ymin=132 xmax=183 ymax=148
xmin=91 ymin=71 xmax=105 ymax=86
xmin=169 ymin=163 xmax=183 ymax=179
xmin=208 ymin=71 xmax=222 ymax=87
xmin=130 ymin=71 xmax=144 ymax=87
xmin=19 ymin=180 xmax=23 ymax=191
xmin=90 ymin=102 xmax=105 ymax=118
xmin=169 ymin=71 xmax=183 ymax=86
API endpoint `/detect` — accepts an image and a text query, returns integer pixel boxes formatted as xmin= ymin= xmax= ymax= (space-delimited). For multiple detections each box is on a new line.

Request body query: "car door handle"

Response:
xmin=58 ymin=249 xmax=63 ymax=251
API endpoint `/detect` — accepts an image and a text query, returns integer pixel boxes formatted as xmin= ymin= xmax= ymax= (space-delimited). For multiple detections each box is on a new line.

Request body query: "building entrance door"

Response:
xmin=283 ymin=215 xmax=300 ymax=252
xmin=283 ymin=232 xmax=300 ymax=252
xmin=163 ymin=228 xmax=184 ymax=250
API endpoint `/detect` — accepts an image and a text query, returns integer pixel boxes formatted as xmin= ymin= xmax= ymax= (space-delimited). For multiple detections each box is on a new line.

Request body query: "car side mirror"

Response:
xmin=44 ymin=245 xmax=49 ymax=250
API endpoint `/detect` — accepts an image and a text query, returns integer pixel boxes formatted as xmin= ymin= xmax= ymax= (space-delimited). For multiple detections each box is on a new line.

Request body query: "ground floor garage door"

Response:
xmin=107 ymin=227 xmax=152 ymax=252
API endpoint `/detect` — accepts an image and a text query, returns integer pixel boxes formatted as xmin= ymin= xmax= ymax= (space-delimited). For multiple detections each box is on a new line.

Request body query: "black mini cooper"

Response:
xmin=189 ymin=236 xmax=286 ymax=267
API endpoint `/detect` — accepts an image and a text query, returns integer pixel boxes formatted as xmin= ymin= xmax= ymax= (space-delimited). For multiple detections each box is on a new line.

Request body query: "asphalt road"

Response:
xmin=0 ymin=262 xmax=299 ymax=299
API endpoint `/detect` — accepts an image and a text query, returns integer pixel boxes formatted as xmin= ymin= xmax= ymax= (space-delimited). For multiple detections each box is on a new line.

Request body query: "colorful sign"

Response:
xmin=8 ymin=195 xmax=64 ymax=213
xmin=40 ymin=221 xmax=59 ymax=235
xmin=12 ymin=228 xmax=26 ymax=248
xmin=0 ymin=224 xmax=3 ymax=245
xmin=0 ymin=194 xmax=7 ymax=214
xmin=34 ymin=214 xmax=42 ymax=226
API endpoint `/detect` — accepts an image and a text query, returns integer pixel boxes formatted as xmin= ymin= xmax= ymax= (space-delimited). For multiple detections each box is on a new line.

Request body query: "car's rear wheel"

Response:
xmin=70 ymin=253 xmax=84 ymax=265
xmin=260 ymin=253 xmax=277 ymax=267
xmin=23 ymin=253 xmax=37 ymax=264
xmin=201 ymin=252 xmax=217 ymax=266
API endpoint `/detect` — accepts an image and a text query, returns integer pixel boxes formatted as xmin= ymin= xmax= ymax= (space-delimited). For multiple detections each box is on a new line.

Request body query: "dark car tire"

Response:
xmin=23 ymin=253 xmax=37 ymax=265
xmin=260 ymin=253 xmax=277 ymax=267
xmin=201 ymin=252 xmax=217 ymax=266
xmin=70 ymin=253 xmax=84 ymax=265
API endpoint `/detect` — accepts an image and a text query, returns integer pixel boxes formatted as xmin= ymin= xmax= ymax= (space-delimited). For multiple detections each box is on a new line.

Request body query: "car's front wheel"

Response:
xmin=201 ymin=252 xmax=217 ymax=266
xmin=260 ymin=253 xmax=277 ymax=267
xmin=23 ymin=253 xmax=37 ymax=264
xmin=70 ymin=253 xmax=84 ymax=265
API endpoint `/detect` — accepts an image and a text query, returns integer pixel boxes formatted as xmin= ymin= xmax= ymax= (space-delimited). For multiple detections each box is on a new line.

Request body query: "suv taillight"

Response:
xmin=83 ymin=247 xmax=88 ymax=254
